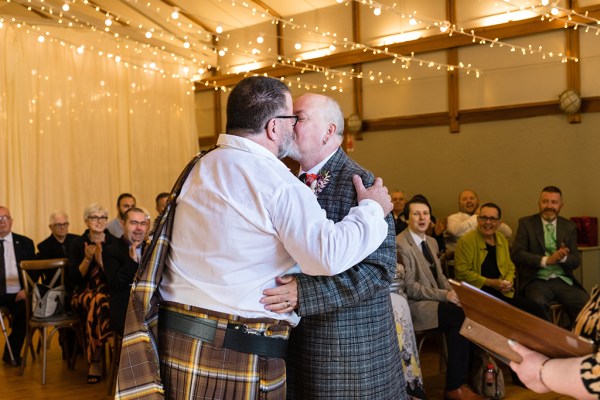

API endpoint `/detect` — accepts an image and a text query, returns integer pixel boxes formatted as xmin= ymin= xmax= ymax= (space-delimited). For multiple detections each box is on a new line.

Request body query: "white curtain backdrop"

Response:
xmin=0 ymin=24 xmax=199 ymax=243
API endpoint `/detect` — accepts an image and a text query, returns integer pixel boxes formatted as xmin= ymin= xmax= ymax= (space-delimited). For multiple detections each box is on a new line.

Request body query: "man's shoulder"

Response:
xmin=326 ymin=150 xmax=373 ymax=183
xmin=37 ymin=234 xmax=55 ymax=248
xmin=12 ymin=232 xmax=34 ymax=246
xmin=518 ymin=213 xmax=540 ymax=227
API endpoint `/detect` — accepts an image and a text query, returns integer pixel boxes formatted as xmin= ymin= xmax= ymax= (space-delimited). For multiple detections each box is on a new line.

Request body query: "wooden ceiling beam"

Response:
xmin=196 ymin=4 xmax=600 ymax=92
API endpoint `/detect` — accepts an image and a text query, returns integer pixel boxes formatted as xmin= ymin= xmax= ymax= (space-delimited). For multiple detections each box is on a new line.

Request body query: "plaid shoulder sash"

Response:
xmin=116 ymin=148 xmax=214 ymax=400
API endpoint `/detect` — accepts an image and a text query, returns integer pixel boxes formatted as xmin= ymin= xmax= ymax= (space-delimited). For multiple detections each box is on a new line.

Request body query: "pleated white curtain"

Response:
xmin=0 ymin=24 xmax=199 ymax=243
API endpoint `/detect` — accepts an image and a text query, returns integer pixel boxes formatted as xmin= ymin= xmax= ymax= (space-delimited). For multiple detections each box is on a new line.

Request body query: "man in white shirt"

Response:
xmin=116 ymin=76 xmax=394 ymax=400
xmin=445 ymin=189 xmax=512 ymax=252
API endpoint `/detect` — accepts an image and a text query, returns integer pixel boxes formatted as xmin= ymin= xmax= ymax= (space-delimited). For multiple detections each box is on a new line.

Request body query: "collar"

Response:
xmin=217 ymin=133 xmax=280 ymax=163
xmin=408 ymin=229 xmax=426 ymax=247
xmin=0 ymin=232 xmax=13 ymax=245
xmin=300 ymin=148 xmax=338 ymax=175
xmin=541 ymin=217 xmax=557 ymax=229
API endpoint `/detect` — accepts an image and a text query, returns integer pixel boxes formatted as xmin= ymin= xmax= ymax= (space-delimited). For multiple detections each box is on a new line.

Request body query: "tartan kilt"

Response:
xmin=158 ymin=304 xmax=290 ymax=400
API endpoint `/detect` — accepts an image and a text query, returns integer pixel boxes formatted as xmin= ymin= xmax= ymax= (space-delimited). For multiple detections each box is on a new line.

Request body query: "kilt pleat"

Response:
xmin=158 ymin=306 xmax=289 ymax=400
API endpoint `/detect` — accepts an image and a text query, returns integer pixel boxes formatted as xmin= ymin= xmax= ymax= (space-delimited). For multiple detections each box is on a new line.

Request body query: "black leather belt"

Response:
xmin=159 ymin=308 xmax=288 ymax=359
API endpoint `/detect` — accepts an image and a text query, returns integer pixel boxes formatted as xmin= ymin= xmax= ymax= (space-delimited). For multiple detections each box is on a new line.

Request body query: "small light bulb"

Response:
xmin=145 ymin=31 xmax=152 ymax=39
xmin=38 ymin=35 xmax=45 ymax=43
xmin=183 ymin=41 xmax=190 ymax=48
xmin=218 ymin=49 xmax=225 ymax=56
xmin=294 ymin=42 xmax=302 ymax=50
xmin=373 ymin=7 xmax=381 ymax=16
xmin=329 ymin=44 xmax=336 ymax=51
xmin=77 ymin=46 xmax=84 ymax=54
xmin=62 ymin=3 xmax=70 ymax=12
xmin=551 ymin=7 xmax=559 ymax=15
xmin=216 ymin=24 xmax=223 ymax=34
xmin=171 ymin=8 xmax=179 ymax=20
xmin=409 ymin=17 xmax=417 ymax=26
xmin=541 ymin=0 xmax=549 ymax=5
xmin=257 ymin=35 xmax=264 ymax=44
xmin=105 ymin=17 xmax=112 ymax=27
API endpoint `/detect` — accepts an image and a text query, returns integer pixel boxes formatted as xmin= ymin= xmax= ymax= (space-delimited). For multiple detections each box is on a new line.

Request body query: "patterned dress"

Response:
xmin=67 ymin=229 xmax=115 ymax=363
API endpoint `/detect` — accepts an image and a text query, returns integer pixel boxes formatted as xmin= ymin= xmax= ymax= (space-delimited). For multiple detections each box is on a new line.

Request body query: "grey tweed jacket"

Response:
xmin=286 ymin=148 xmax=407 ymax=399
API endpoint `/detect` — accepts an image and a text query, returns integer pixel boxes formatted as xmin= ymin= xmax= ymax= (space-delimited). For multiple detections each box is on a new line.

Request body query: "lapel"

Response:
xmin=533 ymin=215 xmax=546 ymax=251
xmin=317 ymin=148 xmax=345 ymax=197
xmin=406 ymin=232 xmax=438 ymax=288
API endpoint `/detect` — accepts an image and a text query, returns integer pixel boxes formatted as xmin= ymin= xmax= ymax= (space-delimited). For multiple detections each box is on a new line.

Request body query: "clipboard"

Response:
xmin=449 ymin=279 xmax=595 ymax=363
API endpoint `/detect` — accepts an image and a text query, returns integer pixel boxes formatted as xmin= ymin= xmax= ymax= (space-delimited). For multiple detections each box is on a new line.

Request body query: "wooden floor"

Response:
xmin=0 ymin=328 xmax=576 ymax=399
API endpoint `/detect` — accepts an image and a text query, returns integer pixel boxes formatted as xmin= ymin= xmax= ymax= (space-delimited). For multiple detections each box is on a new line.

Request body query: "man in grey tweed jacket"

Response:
xmin=262 ymin=93 xmax=407 ymax=399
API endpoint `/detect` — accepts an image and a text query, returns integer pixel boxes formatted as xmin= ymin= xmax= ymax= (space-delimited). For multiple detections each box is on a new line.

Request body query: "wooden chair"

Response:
xmin=18 ymin=258 xmax=84 ymax=384
xmin=549 ymin=302 xmax=565 ymax=326
xmin=415 ymin=329 xmax=448 ymax=373
xmin=0 ymin=306 xmax=16 ymax=365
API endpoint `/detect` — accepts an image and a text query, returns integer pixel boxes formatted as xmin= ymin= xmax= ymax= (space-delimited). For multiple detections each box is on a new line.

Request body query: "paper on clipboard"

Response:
xmin=449 ymin=279 xmax=595 ymax=364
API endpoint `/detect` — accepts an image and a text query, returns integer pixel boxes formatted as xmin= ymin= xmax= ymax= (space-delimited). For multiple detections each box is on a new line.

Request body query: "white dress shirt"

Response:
xmin=1 ymin=233 xmax=21 ymax=293
xmin=160 ymin=134 xmax=388 ymax=325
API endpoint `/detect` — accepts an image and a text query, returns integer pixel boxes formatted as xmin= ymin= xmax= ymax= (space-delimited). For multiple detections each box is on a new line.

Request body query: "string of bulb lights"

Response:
xmin=1 ymin=0 xmax=598 ymax=93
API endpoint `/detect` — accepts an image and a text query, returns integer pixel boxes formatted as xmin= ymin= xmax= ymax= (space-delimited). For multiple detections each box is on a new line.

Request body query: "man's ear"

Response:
xmin=265 ymin=118 xmax=277 ymax=141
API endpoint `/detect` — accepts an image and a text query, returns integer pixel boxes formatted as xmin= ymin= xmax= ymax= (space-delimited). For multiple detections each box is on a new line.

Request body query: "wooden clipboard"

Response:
xmin=449 ymin=279 xmax=595 ymax=363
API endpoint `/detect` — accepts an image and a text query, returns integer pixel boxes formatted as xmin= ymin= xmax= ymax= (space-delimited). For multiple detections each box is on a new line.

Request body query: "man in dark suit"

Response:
xmin=262 ymin=93 xmax=406 ymax=399
xmin=103 ymin=207 xmax=148 ymax=334
xmin=0 ymin=206 xmax=36 ymax=366
xmin=511 ymin=186 xmax=589 ymax=325
xmin=37 ymin=211 xmax=79 ymax=281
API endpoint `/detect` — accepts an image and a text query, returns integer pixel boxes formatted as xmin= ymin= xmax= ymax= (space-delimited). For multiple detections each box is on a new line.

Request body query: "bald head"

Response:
xmin=458 ymin=189 xmax=479 ymax=215
xmin=292 ymin=93 xmax=345 ymax=171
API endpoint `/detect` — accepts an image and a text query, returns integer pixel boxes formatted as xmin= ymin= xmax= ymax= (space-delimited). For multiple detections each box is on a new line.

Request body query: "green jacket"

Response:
xmin=454 ymin=229 xmax=515 ymax=298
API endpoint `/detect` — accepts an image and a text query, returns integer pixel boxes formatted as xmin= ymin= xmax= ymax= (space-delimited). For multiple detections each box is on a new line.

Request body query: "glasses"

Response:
xmin=52 ymin=222 xmax=70 ymax=228
xmin=274 ymin=115 xmax=299 ymax=127
xmin=88 ymin=215 xmax=108 ymax=222
xmin=0 ymin=216 xmax=11 ymax=222
xmin=128 ymin=220 xmax=148 ymax=227
xmin=477 ymin=216 xmax=500 ymax=222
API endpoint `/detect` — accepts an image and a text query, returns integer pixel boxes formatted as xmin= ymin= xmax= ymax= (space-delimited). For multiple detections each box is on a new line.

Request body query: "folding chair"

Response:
xmin=18 ymin=258 xmax=83 ymax=384
xmin=0 ymin=306 xmax=16 ymax=365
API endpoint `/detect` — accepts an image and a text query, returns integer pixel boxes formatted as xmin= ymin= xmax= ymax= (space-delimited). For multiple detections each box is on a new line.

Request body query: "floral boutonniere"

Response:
xmin=304 ymin=170 xmax=331 ymax=196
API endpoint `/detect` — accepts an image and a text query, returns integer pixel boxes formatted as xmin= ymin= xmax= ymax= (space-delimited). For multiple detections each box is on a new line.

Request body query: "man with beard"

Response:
xmin=261 ymin=93 xmax=407 ymax=399
xmin=103 ymin=207 xmax=148 ymax=334
xmin=511 ymin=186 xmax=588 ymax=326
xmin=116 ymin=76 xmax=395 ymax=400
xmin=106 ymin=193 xmax=136 ymax=238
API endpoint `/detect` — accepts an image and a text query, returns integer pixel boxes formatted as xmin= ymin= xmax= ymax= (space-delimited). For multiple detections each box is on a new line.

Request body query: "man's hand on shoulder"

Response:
xmin=353 ymin=175 xmax=393 ymax=215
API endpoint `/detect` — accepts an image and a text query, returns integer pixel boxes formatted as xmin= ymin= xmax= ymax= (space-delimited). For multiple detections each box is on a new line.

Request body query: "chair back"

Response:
xmin=20 ymin=258 xmax=68 ymax=319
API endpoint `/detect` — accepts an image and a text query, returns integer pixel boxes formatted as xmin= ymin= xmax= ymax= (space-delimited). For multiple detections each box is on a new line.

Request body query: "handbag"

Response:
xmin=32 ymin=269 xmax=65 ymax=318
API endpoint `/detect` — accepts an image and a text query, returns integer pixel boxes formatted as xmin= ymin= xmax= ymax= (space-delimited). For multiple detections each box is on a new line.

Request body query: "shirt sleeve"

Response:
xmin=447 ymin=213 xmax=477 ymax=238
xmin=271 ymin=183 xmax=388 ymax=276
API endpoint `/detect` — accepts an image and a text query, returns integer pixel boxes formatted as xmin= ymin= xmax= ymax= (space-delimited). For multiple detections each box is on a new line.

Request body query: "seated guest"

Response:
xmin=445 ymin=189 xmax=512 ymax=252
xmin=511 ymin=186 xmax=588 ymax=327
xmin=106 ymin=193 xmax=136 ymax=238
xmin=391 ymin=190 xmax=408 ymax=235
xmin=67 ymin=203 xmax=117 ymax=384
xmin=37 ymin=211 xmax=81 ymax=357
xmin=103 ymin=207 xmax=148 ymax=334
xmin=37 ymin=211 xmax=79 ymax=283
xmin=409 ymin=194 xmax=446 ymax=254
xmin=155 ymin=192 xmax=169 ymax=215
xmin=454 ymin=203 xmax=546 ymax=319
xmin=0 ymin=206 xmax=35 ymax=367
xmin=397 ymin=196 xmax=482 ymax=400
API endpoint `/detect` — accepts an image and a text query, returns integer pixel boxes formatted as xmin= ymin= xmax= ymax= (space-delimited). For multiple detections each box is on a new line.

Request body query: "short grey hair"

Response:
xmin=49 ymin=211 xmax=68 ymax=224
xmin=83 ymin=203 xmax=108 ymax=220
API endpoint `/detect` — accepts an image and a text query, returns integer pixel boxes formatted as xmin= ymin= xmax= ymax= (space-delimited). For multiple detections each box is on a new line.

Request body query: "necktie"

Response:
xmin=421 ymin=240 xmax=437 ymax=279
xmin=544 ymin=223 xmax=557 ymax=255
xmin=0 ymin=239 xmax=6 ymax=296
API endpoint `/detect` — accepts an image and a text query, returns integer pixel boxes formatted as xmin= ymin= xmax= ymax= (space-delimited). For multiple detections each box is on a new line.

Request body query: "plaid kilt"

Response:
xmin=158 ymin=303 xmax=290 ymax=400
